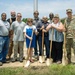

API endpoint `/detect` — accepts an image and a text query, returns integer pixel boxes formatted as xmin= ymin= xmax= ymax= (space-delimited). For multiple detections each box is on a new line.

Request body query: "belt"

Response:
xmin=0 ymin=35 xmax=8 ymax=37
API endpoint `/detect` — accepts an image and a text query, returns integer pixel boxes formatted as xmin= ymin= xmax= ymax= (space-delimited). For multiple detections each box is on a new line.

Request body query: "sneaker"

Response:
xmin=12 ymin=58 xmax=16 ymax=62
xmin=34 ymin=55 xmax=39 ymax=59
xmin=2 ymin=61 xmax=10 ymax=63
xmin=19 ymin=59 xmax=23 ymax=62
xmin=0 ymin=62 xmax=3 ymax=66
xmin=57 ymin=61 xmax=61 ymax=64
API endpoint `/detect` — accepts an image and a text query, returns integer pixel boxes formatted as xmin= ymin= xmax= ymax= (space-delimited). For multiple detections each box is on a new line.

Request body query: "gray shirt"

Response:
xmin=33 ymin=17 xmax=41 ymax=26
xmin=11 ymin=21 xmax=26 ymax=41
xmin=0 ymin=20 xmax=10 ymax=36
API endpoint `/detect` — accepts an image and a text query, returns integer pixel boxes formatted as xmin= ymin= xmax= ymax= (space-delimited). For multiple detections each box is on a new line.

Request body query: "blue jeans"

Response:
xmin=0 ymin=36 xmax=9 ymax=62
xmin=44 ymin=36 xmax=50 ymax=58
xmin=34 ymin=35 xmax=39 ymax=56
xmin=38 ymin=36 xmax=42 ymax=56
xmin=38 ymin=36 xmax=50 ymax=57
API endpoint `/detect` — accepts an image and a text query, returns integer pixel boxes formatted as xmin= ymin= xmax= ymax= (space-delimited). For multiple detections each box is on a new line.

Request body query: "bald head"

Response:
xmin=42 ymin=16 xmax=48 ymax=22
xmin=11 ymin=11 xmax=16 ymax=18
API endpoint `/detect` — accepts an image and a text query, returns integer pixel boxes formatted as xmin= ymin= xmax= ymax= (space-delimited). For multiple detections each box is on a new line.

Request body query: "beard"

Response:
xmin=11 ymin=15 xmax=16 ymax=19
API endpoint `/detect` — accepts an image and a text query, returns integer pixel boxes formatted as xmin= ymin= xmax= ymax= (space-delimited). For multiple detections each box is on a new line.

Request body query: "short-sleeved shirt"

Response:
xmin=10 ymin=21 xmax=26 ymax=41
xmin=0 ymin=20 xmax=10 ymax=36
xmin=36 ymin=21 xmax=49 ymax=36
xmin=33 ymin=17 xmax=41 ymax=27
xmin=23 ymin=25 xmax=37 ymax=48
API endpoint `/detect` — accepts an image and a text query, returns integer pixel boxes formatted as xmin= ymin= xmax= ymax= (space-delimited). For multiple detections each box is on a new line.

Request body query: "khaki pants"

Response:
xmin=13 ymin=41 xmax=24 ymax=60
xmin=8 ymin=41 xmax=20 ymax=58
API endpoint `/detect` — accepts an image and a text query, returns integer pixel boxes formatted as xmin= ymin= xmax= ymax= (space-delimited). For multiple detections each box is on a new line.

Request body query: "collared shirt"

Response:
xmin=0 ymin=20 xmax=10 ymax=36
xmin=10 ymin=21 xmax=26 ymax=41
xmin=36 ymin=21 xmax=49 ymax=36
xmin=33 ymin=17 xmax=41 ymax=26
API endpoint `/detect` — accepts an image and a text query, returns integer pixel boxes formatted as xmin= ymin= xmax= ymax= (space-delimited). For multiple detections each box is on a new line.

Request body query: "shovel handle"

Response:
xmin=50 ymin=29 xmax=53 ymax=58
xmin=42 ymin=31 xmax=44 ymax=56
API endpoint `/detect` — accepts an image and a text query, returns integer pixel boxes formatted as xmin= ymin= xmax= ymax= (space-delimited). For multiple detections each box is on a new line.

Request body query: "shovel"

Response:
xmin=42 ymin=30 xmax=45 ymax=63
xmin=46 ymin=28 xmax=53 ymax=66
xmin=39 ymin=29 xmax=45 ymax=63
xmin=62 ymin=32 xmax=68 ymax=65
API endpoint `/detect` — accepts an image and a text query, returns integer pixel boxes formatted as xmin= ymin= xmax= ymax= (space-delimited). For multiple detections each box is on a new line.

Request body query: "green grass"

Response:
xmin=0 ymin=64 xmax=75 ymax=75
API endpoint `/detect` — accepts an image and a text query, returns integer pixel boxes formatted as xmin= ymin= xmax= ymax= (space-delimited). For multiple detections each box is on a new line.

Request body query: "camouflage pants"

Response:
xmin=13 ymin=41 xmax=24 ymax=60
xmin=73 ymin=39 xmax=75 ymax=54
xmin=66 ymin=38 xmax=75 ymax=63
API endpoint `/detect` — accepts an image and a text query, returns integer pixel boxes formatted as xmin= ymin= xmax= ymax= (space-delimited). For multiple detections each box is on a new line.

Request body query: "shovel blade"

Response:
xmin=24 ymin=60 xmax=30 ymax=68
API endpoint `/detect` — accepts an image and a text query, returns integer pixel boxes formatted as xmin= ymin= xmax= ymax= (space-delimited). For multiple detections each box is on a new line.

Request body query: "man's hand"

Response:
xmin=42 ymin=29 xmax=47 ymax=32
xmin=51 ymin=24 xmax=55 ymax=28
xmin=40 ymin=25 xmax=44 ymax=30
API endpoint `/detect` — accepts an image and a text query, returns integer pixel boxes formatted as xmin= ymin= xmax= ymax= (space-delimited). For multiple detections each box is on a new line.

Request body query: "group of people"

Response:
xmin=0 ymin=8 xmax=75 ymax=67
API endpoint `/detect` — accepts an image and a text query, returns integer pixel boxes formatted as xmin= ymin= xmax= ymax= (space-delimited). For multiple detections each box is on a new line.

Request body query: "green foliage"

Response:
xmin=22 ymin=18 xmax=27 ymax=23
xmin=61 ymin=19 xmax=65 ymax=24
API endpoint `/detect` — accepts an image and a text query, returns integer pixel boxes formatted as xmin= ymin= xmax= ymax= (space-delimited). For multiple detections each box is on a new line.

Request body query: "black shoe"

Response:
xmin=23 ymin=57 xmax=25 ymax=60
xmin=2 ymin=61 xmax=10 ymax=63
xmin=0 ymin=62 xmax=3 ymax=66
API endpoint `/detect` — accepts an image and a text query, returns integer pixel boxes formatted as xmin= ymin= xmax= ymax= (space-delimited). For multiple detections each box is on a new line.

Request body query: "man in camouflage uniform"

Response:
xmin=64 ymin=9 xmax=75 ymax=64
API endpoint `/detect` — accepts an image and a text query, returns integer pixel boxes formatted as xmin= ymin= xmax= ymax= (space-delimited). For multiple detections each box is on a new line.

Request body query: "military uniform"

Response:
xmin=64 ymin=9 xmax=75 ymax=63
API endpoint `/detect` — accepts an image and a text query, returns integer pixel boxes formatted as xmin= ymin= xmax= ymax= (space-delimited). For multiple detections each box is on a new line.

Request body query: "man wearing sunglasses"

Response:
xmin=10 ymin=13 xmax=26 ymax=62
xmin=64 ymin=9 xmax=75 ymax=64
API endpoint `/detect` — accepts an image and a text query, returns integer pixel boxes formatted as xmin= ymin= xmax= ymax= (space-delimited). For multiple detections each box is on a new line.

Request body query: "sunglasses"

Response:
xmin=28 ymin=21 xmax=33 ymax=23
xmin=17 ymin=16 xmax=21 ymax=17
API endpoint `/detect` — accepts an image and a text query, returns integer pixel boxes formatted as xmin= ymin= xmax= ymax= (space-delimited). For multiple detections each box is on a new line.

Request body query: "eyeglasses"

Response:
xmin=28 ymin=21 xmax=33 ymax=23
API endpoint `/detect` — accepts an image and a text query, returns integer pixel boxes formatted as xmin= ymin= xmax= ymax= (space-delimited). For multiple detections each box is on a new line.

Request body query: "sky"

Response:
xmin=0 ymin=0 xmax=75 ymax=19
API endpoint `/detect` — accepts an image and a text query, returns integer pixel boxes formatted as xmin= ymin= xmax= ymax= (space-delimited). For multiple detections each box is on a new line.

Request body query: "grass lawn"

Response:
xmin=0 ymin=64 xmax=75 ymax=75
